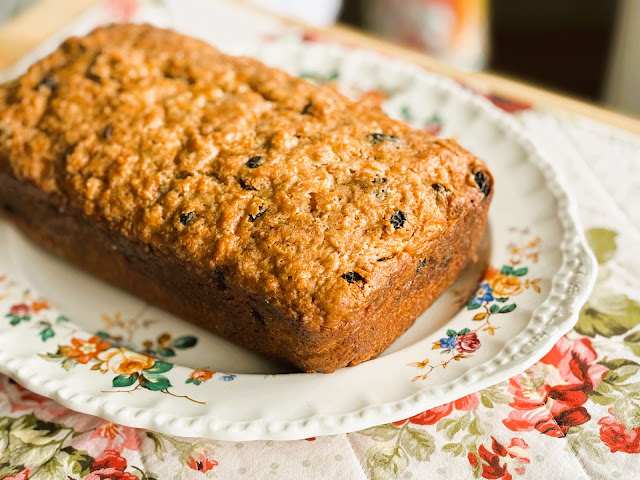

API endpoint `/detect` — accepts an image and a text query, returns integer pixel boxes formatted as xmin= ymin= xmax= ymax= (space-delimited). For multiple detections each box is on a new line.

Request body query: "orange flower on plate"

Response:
xmin=31 ymin=300 xmax=50 ymax=312
xmin=186 ymin=368 xmax=215 ymax=386
xmin=65 ymin=336 xmax=112 ymax=364
xmin=482 ymin=266 xmax=499 ymax=282
xmin=189 ymin=369 xmax=215 ymax=382
xmin=488 ymin=273 xmax=523 ymax=297
xmin=100 ymin=348 xmax=155 ymax=375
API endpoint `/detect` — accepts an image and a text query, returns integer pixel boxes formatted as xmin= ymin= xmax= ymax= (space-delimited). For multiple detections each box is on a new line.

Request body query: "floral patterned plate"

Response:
xmin=0 ymin=41 xmax=596 ymax=440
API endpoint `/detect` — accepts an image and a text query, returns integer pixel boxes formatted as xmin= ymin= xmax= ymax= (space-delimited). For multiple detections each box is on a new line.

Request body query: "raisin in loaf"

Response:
xmin=0 ymin=24 xmax=493 ymax=372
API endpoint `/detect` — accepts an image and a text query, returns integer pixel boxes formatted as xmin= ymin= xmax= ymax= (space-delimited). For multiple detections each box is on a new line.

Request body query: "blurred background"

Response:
xmin=254 ymin=0 xmax=640 ymax=119
xmin=1 ymin=0 xmax=638 ymax=118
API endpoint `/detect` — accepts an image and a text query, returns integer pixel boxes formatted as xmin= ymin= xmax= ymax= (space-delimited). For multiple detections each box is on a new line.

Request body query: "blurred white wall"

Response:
xmin=605 ymin=0 xmax=640 ymax=117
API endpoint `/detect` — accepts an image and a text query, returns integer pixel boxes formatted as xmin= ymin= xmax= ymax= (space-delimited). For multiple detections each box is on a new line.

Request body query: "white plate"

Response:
xmin=0 ymin=42 xmax=596 ymax=440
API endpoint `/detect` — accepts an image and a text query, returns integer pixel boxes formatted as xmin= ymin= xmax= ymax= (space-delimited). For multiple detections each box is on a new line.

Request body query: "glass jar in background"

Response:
xmin=363 ymin=0 xmax=488 ymax=70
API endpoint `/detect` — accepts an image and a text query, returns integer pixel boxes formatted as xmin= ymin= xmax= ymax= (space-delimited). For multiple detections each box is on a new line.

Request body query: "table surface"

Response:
xmin=0 ymin=1 xmax=639 ymax=479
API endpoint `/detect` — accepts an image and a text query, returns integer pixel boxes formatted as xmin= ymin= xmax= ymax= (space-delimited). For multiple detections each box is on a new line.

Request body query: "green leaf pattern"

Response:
xmin=0 ymin=413 xmax=164 ymax=479
xmin=576 ymin=228 xmax=640 ymax=337
xmin=359 ymin=422 xmax=434 ymax=480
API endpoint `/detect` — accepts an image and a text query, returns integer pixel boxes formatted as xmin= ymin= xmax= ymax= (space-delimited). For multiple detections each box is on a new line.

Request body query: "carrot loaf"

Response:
xmin=0 ymin=24 xmax=493 ymax=372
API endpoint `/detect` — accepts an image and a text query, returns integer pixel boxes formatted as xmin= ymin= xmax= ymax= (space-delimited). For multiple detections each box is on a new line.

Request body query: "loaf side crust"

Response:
xmin=0 ymin=24 xmax=493 ymax=371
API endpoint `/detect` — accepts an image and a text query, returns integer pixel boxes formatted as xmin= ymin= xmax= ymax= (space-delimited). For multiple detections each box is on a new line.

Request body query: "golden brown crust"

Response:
xmin=0 ymin=24 xmax=493 ymax=372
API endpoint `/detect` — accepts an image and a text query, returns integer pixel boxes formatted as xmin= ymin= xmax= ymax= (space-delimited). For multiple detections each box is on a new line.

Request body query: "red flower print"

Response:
xmin=85 ymin=469 xmax=138 ymax=480
xmin=0 ymin=377 xmax=69 ymax=420
xmin=91 ymin=450 xmax=127 ymax=471
xmin=187 ymin=452 xmax=218 ymax=472
xmin=424 ymin=123 xmax=442 ymax=135
xmin=468 ymin=437 xmax=529 ymax=479
xmin=503 ymin=375 xmax=591 ymax=437
xmin=393 ymin=393 xmax=479 ymax=425
xmin=478 ymin=444 xmax=511 ymax=479
xmin=10 ymin=303 xmax=30 ymax=317
xmin=505 ymin=438 xmax=529 ymax=474
xmin=456 ymin=331 xmax=481 ymax=353
xmin=485 ymin=94 xmax=532 ymax=114
xmin=95 ymin=422 xmax=120 ymax=440
xmin=394 ymin=403 xmax=452 ymax=426
xmin=88 ymin=421 xmax=141 ymax=453
xmin=540 ymin=336 xmax=607 ymax=389
xmin=87 ymin=450 xmax=138 ymax=480
xmin=503 ymin=336 xmax=607 ymax=437
xmin=106 ymin=0 xmax=139 ymax=22
xmin=302 ymin=32 xmax=323 ymax=43
xmin=453 ymin=393 xmax=480 ymax=410
xmin=598 ymin=410 xmax=640 ymax=453
xmin=65 ymin=336 xmax=112 ymax=364
xmin=4 ymin=468 xmax=30 ymax=480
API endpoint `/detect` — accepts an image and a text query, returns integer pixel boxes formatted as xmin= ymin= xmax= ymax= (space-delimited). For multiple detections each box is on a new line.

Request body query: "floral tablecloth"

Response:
xmin=1 ymin=1 xmax=640 ymax=479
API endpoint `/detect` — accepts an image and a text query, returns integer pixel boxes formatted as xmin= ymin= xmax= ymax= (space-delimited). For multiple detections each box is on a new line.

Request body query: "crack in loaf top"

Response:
xmin=0 ymin=24 xmax=489 ymax=329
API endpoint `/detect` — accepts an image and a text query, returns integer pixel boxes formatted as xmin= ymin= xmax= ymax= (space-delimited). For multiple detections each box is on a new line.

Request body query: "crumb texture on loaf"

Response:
xmin=0 ymin=24 xmax=493 ymax=370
